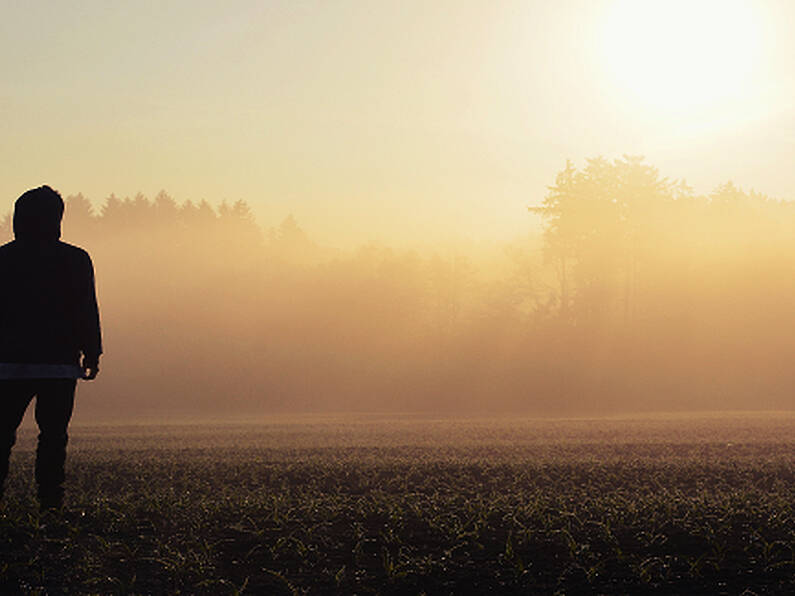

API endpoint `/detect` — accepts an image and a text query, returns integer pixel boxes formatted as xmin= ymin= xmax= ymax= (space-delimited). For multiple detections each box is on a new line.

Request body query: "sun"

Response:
xmin=601 ymin=0 xmax=762 ymax=116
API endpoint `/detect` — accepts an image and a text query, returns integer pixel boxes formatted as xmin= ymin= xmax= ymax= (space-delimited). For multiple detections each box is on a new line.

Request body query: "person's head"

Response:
xmin=13 ymin=185 xmax=65 ymax=242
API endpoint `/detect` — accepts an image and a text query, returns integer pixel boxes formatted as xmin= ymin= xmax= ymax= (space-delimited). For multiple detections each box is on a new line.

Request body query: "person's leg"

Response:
xmin=34 ymin=379 xmax=76 ymax=510
xmin=0 ymin=380 xmax=36 ymax=499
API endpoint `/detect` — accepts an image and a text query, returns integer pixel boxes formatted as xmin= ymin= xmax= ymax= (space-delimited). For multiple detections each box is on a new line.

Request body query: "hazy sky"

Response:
xmin=2 ymin=0 xmax=793 ymax=246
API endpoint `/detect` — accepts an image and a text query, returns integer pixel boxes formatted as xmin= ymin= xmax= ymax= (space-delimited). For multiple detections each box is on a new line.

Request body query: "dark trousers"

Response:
xmin=0 ymin=379 xmax=76 ymax=506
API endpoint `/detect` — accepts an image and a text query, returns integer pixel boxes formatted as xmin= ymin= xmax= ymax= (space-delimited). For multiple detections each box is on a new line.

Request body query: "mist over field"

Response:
xmin=4 ymin=157 xmax=794 ymax=421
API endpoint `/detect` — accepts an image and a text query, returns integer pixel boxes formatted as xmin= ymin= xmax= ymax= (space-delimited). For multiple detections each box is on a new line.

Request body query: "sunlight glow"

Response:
xmin=602 ymin=0 xmax=762 ymax=116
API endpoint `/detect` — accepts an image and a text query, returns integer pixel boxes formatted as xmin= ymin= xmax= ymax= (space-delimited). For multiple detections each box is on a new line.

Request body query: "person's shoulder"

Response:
xmin=56 ymin=241 xmax=94 ymax=263
xmin=56 ymin=240 xmax=90 ymax=255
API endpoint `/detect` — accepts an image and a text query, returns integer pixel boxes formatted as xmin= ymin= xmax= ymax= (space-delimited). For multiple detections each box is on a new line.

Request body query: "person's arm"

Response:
xmin=80 ymin=252 xmax=102 ymax=380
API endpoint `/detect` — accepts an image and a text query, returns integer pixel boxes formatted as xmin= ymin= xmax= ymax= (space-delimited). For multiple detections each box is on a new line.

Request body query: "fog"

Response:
xmin=4 ymin=157 xmax=793 ymax=421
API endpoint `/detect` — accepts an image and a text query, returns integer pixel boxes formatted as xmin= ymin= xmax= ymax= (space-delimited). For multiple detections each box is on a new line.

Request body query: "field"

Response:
xmin=1 ymin=414 xmax=793 ymax=594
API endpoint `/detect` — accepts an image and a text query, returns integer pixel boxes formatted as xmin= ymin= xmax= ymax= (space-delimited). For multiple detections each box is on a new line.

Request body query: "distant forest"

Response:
xmin=3 ymin=156 xmax=793 ymax=419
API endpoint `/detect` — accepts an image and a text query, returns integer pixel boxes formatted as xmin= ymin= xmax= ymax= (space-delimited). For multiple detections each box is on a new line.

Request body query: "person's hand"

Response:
xmin=82 ymin=356 xmax=100 ymax=380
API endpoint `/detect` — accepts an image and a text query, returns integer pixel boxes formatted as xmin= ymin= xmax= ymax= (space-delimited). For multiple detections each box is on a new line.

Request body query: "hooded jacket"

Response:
xmin=0 ymin=189 xmax=102 ymax=366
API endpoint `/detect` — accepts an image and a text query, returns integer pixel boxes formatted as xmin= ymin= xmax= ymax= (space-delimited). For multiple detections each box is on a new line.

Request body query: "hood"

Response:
xmin=13 ymin=186 xmax=64 ymax=242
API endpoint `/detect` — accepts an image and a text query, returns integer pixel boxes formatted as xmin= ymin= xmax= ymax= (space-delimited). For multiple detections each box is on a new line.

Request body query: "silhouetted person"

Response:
xmin=0 ymin=186 xmax=102 ymax=512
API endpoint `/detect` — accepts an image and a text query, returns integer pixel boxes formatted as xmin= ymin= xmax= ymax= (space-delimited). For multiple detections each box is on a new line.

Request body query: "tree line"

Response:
xmin=532 ymin=155 xmax=793 ymax=326
xmin=1 ymin=160 xmax=792 ymax=419
xmin=1 ymin=191 xmax=315 ymax=260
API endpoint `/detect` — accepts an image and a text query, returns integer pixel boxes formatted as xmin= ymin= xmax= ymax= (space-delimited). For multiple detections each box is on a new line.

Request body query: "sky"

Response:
xmin=1 ymin=0 xmax=793 ymax=247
